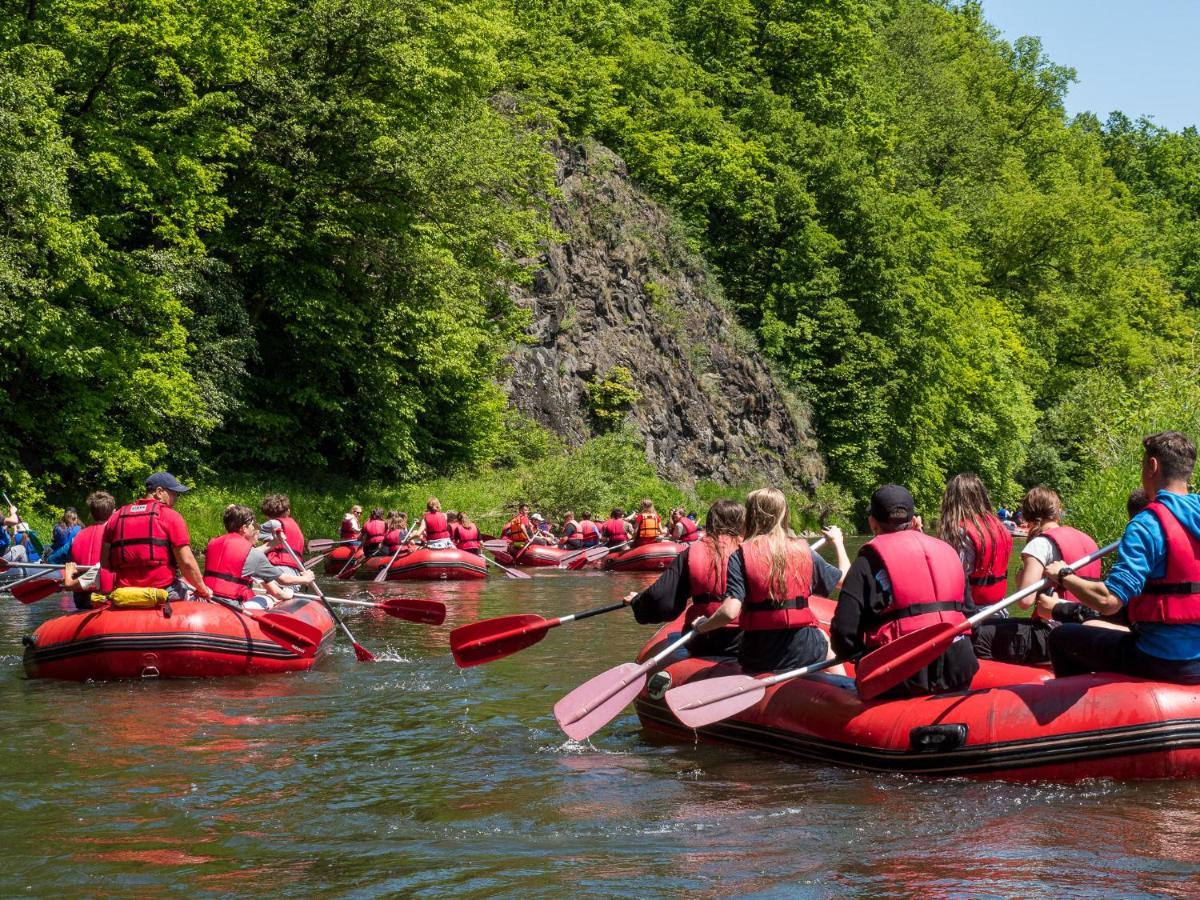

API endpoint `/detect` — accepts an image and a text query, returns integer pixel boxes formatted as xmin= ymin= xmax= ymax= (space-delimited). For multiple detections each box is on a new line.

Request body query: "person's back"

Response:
xmin=602 ymin=514 xmax=628 ymax=546
xmin=105 ymin=497 xmax=181 ymax=589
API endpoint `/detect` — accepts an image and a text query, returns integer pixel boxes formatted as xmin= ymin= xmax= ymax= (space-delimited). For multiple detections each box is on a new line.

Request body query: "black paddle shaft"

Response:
xmin=570 ymin=600 xmax=629 ymax=622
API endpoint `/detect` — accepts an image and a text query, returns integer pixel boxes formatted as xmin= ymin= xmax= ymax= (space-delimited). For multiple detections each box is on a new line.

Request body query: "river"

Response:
xmin=2 ymin=541 xmax=1199 ymax=896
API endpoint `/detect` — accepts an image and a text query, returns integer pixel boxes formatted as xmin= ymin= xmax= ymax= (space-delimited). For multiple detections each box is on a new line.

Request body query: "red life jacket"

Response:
xmin=423 ymin=512 xmax=450 ymax=542
xmin=362 ymin=519 xmax=387 ymax=550
xmin=738 ymin=537 xmax=818 ymax=632
xmin=453 ymin=523 xmax=481 ymax=551
xmin=1128 ymin=501 xmax=1200 ymax=625
xmin=964 ymin=515 xmax=1013 ymax=604
xmin=108 ymin=498 xmax=176 ymax=588
xmin=677 ymin=517 xmax=700 ymax=543
xmin=578 ymin=520 xmax=601 ymax=546
xmin=861 ymin=530 xmax=967 ymax=648
xmin=71 ymin=521 xmax=115 ymax=595
xmin=340 ymin=516 xmax=360 ymax=540
xmin=203 ymin=532 xmax=255 ymax=603
xmin=602 ymin=519 xmax=628 ymax=543
xmin=266 ymin=516 xmax=305 ymax=569
xmin=1039 ymin=525 xmax=1101 ymax=614
xmin=685 ymin=535 xmax=740 ymax=628
xmin=384 ymin=528 xmax=407 ymax=553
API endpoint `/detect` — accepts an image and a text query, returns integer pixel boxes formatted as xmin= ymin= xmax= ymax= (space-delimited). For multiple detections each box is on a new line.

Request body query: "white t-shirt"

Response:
xmin=1020 ymin=535 xmax=1060 ymax=567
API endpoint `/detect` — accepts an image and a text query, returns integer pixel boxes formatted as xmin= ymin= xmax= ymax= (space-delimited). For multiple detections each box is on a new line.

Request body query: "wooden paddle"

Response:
xmin=554 ymin=625 xmax=704 ymax=741
xmin=450 ymin=599 xmax=631 ymax=668
xmin=854 ymin=540 xmax=1119 ymax=700
xmin=278 ymin=532 xmax=375 ymax=662
xmin=665 ymin=656 xmax=849 ymax=729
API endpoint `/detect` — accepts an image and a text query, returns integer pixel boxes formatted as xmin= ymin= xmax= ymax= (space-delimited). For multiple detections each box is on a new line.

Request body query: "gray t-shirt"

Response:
xmin=243 ymin=547 xmax=286 ymax=582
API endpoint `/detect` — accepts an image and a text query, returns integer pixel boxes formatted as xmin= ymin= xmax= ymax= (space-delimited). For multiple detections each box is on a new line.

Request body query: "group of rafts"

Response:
xmin=10 ymin=499 xmax=1200 ymax=784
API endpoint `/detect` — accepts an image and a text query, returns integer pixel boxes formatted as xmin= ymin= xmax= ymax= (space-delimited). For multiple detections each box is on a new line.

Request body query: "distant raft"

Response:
xmin=23 ymin=597 xmax=335 ymax=680
xmin=634 ymin=598 xmax=1200 ymax=782
xmin=603 ymin=542 xmax=683 ymax=572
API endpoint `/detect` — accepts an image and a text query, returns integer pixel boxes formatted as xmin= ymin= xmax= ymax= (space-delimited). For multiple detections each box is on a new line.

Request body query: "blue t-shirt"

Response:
xmin=1105 ymin=490 xmax=1200 ymax=661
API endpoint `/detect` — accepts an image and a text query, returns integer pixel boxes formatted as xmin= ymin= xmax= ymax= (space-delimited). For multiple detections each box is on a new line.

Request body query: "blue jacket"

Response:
xmin=1106 ymin=490 xmax=1200 ymax=660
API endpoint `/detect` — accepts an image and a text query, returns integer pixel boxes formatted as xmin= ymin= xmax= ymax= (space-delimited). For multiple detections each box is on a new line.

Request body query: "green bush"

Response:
xmin=585 ymin=366 xmax=642 ymax=431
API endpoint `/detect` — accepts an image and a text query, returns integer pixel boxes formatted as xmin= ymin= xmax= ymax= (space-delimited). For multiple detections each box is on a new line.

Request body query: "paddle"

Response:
xmin=302 ymin=551 xmax=329 ymax=569
xmin=483 ymin=539 xmax=509 ymax=554
xmin=665 ymin=656 xmax=848 ymax=729
xmin=373 ymin=541 xmax=409 ymax=583
xmin=0 ymin=559 xmax=64 ymax=574
xmin=854 ymin=540 xmax=1119 ymax=701
xmin=482 ymin=553 xmax=531 ymax=580
xmin=2 ymin=564 xmax=65 ymax=591
xmin=12 ymin=577 xmax=66 ymax=605
xmin=305 ymin=538 xmax=358 ymax=554
xmin=555 ymin=625 xmax=704 ymax=741
xmin=206 ymin=594 xmax=322 ymax=657
xmin=320 ymin=595 xmax=447 ymax=626
xmin=277 ymin=531 xmax=375 ymax=662
xmin=450 ymin=598 xmax=631 ymax=668
xmin=559 ymin=540 xmax=626 ymax=570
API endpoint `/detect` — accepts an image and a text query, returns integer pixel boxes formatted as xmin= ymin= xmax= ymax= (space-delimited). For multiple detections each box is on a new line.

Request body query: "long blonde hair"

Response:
xmin=744 ymin=488 xmax=803 ymax=601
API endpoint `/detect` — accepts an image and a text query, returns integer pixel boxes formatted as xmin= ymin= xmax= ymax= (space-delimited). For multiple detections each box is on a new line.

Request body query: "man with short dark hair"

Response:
xmin=1047 ymin=431 xmax=1200 ymax=684
xmin=101 ymin=472 xmax=212 ymax=600
xmin=832 ymin=485 xmax=979 ymax=697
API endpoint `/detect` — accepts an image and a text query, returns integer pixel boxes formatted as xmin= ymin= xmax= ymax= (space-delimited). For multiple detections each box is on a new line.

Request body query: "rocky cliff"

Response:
xmin=505 ymin=143 xmax=824 ymax=489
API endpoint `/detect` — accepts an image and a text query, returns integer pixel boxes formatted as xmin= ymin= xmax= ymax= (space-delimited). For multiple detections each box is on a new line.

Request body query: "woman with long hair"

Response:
xmin=408 ymin=497 xmax=453 ymax=549
xmin=627 ymin=499 xmax=664 ymax=547
xmin=452 ymin=511 xmax=483 ymax=555
xmin=692 ymin=488 xmax=848 ymax=674
xmin=972 ymin=486 xmax=1108 ymax=664
xmin=626 ymin=499 xmax=747 ymax=660
xmin=938 ymin=473 xmax=1013 ymax=612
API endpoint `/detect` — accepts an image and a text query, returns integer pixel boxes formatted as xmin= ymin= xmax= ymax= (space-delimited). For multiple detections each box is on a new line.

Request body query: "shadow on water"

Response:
xmin=1 ymin=543 xmax=1198 ymax=895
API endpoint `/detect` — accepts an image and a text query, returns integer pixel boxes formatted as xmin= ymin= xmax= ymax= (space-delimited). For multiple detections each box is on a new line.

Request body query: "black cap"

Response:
xmin=145 ymin=472 xmax=191 ymax=494
xmin=869 ymin=484 xmax=914 ymax=524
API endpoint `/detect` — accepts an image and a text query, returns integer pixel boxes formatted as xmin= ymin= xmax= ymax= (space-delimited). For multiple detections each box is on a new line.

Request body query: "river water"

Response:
xmin=3 ymin=543 xmax=1200 ymax=896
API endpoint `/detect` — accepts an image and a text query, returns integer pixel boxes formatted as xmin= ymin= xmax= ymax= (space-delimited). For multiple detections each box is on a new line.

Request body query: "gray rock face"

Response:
xmin=505 ymin=142 xmax=824 ymax=489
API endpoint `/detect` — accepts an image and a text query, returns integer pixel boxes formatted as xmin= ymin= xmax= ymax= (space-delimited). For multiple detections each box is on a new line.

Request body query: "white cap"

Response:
xmin=258 ymin=519 xmax=283 ymax=542
xmin=531 ymin=513 xmax=545 ymax=521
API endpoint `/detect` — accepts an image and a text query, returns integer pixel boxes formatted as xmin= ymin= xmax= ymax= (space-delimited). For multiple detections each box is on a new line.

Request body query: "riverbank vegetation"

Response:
xmin=4 ymin=0 xmax=1197 ymax=530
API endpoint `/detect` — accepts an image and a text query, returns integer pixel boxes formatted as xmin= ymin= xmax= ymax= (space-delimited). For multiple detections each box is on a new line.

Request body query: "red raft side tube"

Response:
xmin=323 ymin=545 xmax=362 ymax=575
xmin=633 ymin=613 xmax=1200 ymax=782
xmin=23 ymin=598 xmax=335 ymax=680
xmin=604 ymin=542 xmax=683 ymax=572
xmin=385 ymin=547 xmax=488 ymax=581
xmin=513 ymin=544 xmax=576 ymax=567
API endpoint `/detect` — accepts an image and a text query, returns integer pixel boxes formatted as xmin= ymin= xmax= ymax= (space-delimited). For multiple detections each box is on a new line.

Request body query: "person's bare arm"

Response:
xmin=694 ymin=596 xmax=741 ymax=633
xmin=1044 ymin=561 xmax=1122 ymax=616
xmin=176 ymin=545 xmax=212 ymax=598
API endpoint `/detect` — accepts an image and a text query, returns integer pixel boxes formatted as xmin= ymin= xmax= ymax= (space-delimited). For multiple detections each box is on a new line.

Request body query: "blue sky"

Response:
xmin=982 ymin=0 xmax=1200 ymax=131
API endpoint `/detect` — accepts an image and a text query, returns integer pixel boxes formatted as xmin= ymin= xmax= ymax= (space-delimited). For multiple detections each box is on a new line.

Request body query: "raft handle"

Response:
xmin=140 ymin=666 xmax=160 ymax=679
xmin=909 ymin=724 xmax=968 ymax=753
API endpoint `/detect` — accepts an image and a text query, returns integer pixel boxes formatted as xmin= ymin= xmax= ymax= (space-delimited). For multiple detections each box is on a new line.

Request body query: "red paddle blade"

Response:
xmin=306 ymin=539 xmax=339 ymax=552
xmin=12 ymin=578 xmax=63 ymax=605
xmin=854 ymin=621 xmax=961 ymax=701
xmin=483 ymin=539 xmax=508 ymax=552
xmin=256 ymin=612 xmax=324 ymax=657
xmin=554 ymin=662 xmax=646 ymax=741
xmin=352 ymin=641 xmax=375 ymax=662
xmin=382 ymin=598 xmax=446 ymax=625
xmin=664 ymin=674 xmax=766 ymax=729
xmin=449 ymin=613 xmax=551 ymax=667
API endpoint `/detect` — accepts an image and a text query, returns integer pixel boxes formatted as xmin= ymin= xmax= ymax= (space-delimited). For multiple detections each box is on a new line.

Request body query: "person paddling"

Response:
xmin=360 ymin=508 xmax=388 ymax=556
xmin=408 ymin=498 xmax=453 ymax=549
xmin=451 ymin=512 xmax=483 ymax=555
xmin=341 ymin=505 xmax=364 ymax=546
xmin=503 ymin=503 xmax=535 ymax=552
xmin=601 ymin=508 xmax=631 ymax=547
xmin=382 ymin=510 xmax=409 ymax=557
xmin=261 ymin=494 xmax=305 ymax=572
xmin=100 ymin=472 xmax=211 ymax=600
xmin=61 ymin=492 xmax=117 ymax=610
xmin=691 ymin=488 xmax=848 ymax=674
xmin=562 ymin=511 xmax=601 ymax=550
xmin=670 ymin=507 xmax=700 ymax=543
xmin=625 ymin=499 xmax=746 ymax=667
xmin=1045 ymin=431 xmax=1200 ymax=684
xmin=204 ymin=506 xmax=315 ymax=610
xmin=627 ymin=499 xmax=665 ymax=547
xmin=938 ymin=473 xmax=1013 ymax=613
xmin=832 ymin=484 xmax=979 ymax=697
xmin=972 ymin=486 xmax=1104 ymax=665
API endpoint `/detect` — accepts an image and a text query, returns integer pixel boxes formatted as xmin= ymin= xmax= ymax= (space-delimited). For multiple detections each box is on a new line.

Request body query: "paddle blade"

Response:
xmin=854 ymin=621 xmax=961 ymax=701
xmin=12 ymin=578 xmax=63 ymax=605
xmin=306 ymin=539 xmax=335 ymax=553
xmin=449 ymin=614 xmax=550 ymax=667
xmin=351 ymin=641 xmax=375 ymax=662
xmin=554 ymin=662 xmax=647 ymax=741
xmin=257 ymin=612 xmax=324 ymax=657
xmin=664 ymin=674 xmax=766 ymax=729
xmin=483 ymin=539 xmax=509 ymax=553
xmin=382 ymin=597 xmax=446 ymax=625
xmin=373 ymin=559 xmax=394 ymax=583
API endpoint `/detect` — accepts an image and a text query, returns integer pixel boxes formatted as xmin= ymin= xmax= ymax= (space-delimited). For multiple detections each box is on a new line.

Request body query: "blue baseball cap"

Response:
xmin=145 ymin=472 xmax=191 ymax=494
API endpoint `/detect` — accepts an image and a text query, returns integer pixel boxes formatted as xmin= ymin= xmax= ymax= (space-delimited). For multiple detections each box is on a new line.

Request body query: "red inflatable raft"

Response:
xmin=491 ymin=543 xmax=575 ymax=567
xmin=604 ymin=541 xmax=682 ymax=572
xmin=23 ymin=597 xmax=335 ymax=680
xmin=385 ymin=547 xmax=488 ymax=581
xmin=633 ymin=599 xmax=1200 ymax=781
xmin=323 ymin=545 xmax=362 ymax=575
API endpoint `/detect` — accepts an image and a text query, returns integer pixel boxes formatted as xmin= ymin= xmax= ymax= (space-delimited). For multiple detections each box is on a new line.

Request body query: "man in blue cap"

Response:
xmin=101 ymin=472 xmax=211 ymax=600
